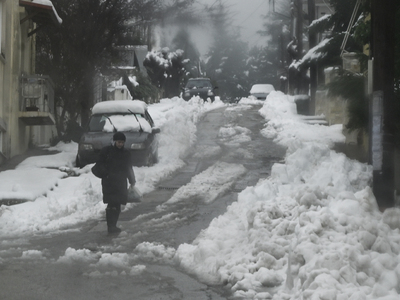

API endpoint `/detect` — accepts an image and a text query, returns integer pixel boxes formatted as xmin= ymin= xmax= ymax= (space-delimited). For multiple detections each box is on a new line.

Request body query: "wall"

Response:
xmin=0 ymin=0 xmax=32 ymax=163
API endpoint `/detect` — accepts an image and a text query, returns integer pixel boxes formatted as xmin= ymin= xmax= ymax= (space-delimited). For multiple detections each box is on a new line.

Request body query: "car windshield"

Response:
xmin=88 ymin=113 xmax=152 ymax=133
xmin=186 ymin=80 xmax=212 ymax=89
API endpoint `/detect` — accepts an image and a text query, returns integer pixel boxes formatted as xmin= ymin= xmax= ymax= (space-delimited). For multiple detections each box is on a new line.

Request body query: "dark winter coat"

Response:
xmin=96 ymin=144 xmax=136 ymax=205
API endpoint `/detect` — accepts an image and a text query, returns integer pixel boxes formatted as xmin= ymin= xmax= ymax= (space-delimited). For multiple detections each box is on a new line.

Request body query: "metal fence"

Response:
xmin=20 ymin=75 xmax=54 ymax=113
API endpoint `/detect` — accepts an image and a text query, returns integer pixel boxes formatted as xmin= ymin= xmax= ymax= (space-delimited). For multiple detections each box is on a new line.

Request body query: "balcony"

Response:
xmin=19 ymin=75 xmax=56 ymax=126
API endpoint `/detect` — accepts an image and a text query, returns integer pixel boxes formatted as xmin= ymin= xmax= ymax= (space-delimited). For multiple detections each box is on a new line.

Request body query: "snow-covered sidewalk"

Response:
xmin=1 ymin=93 xmax=400 ymax=299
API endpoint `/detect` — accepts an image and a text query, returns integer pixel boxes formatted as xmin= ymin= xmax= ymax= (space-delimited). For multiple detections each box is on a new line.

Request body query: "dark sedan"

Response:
xmin=76 ymin=100 xmax=160 ymax=168
xmin=182 ymin=78 xmax=217 ymax=102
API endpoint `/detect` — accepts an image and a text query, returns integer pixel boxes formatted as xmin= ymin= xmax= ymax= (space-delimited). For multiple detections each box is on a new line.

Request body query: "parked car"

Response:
xmin=249 ymin=84 xmax=275 ymax=100
xmin=182 ymin=78 xmax=218 ymax=102
xmin=76 ymin=100 xmax=160 ymax=168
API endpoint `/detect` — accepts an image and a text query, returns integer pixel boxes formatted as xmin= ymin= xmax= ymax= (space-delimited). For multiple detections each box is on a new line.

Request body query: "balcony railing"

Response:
xmin=19 ymin=75 xmax=55 ymax=126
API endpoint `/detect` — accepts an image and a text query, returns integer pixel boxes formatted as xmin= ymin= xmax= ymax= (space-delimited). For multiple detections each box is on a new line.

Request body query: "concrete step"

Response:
xmin=300 ymin=115 xmax=328 ymax=125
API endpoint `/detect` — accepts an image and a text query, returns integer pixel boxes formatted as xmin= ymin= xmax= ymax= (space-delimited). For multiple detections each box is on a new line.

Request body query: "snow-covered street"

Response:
xmin=1 ymin=92 xmax=400 ymax=299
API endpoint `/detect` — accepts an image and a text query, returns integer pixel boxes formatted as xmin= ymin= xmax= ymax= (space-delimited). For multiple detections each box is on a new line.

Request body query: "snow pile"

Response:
xmin=0 ymin=169 xmax=67 ymax=201
xmin=219 ymin=126 xmax=252 ymax=147
xmin=57 ymin=247 xmax=147 ymax=278
xmin=152 ymin=97 xmax=224 ymax=162
xmin=259 ymin=91 xmax=344 ymax=148
xmin=56 ymin=244 xmax=175 ymax=278
xmin=174 ymin=91 xmax=400 ymax=299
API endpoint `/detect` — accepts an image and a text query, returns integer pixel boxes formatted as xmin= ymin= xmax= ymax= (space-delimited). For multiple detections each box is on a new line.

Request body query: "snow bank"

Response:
xmin=174 ymin=91 xmax=400 ymax=299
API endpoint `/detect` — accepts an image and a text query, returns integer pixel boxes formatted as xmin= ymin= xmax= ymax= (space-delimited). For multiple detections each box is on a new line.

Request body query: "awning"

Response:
xmin=19 ymin=0 xmax=62 ymax=37
xmin=19 ymin=111 xmax=56 ymax=126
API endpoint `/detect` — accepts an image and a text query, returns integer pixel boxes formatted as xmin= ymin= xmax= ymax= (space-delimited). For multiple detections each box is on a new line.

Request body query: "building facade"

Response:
xmin=0 ymin=0 xmax=60 ymax=165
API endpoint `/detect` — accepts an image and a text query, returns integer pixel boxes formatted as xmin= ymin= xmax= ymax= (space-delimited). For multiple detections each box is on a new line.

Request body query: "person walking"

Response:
xmin=94 ymin=132 xmax=136 ymax=234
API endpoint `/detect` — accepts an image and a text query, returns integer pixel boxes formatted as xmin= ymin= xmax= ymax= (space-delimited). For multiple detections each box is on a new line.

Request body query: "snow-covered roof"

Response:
xmin=92 ymin=100 xmax=147 ymax=115
xmin=20 ymin=0 xmax=63 ymax=25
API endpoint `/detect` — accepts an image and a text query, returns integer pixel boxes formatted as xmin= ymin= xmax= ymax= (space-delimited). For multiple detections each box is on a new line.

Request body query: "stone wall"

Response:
xmin=315 ymin=90 xmax=348 ymax=126
xmin=316 ymin=88 xmax=369 ymax=163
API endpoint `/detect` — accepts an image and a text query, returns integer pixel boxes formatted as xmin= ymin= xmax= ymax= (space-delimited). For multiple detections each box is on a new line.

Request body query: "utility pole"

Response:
xmin=370 ymin=0 xmax=396 ymax=208
xmin=308 ymin=0 xmax=316 ymax=115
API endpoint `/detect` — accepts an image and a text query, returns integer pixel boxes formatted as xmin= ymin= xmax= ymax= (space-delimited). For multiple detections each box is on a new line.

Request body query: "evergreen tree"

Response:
xmin=257 ymin=0 xmax=291 ymax=92
xmin=204 ymin=3 xmax=248 ymax=100
xmin=172 ymin=29 xmax=202 ymax=79
xmin=119 ymin=0 xmax=163 ymax=47
xmin=36 ymin=0 xmax=133 ymax=133
xmin=36 ymin=0 xmax=196 ymax=137
xmin=168 ymin=3 xmax=203 ymax=81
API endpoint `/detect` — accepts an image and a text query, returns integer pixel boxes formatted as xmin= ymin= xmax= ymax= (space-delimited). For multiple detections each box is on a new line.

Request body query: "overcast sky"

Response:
xmin=198 ymin=0 xmax=270 ymax=46
xmin=173 ymin=0 xmax=271 ymax=56
xmin=154 ymin=0 xmax=272 ymax=56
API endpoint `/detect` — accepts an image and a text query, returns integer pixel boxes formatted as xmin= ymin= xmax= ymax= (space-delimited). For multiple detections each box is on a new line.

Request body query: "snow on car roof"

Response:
xmin=189 ymin=78 xmax=210 ymax=80
xmin=103 ymin=114 xmax=152 ymax=133
xmin=92 ymin=100 xmax=147 ymax=115
xmin=250 ymin=84 xmax=275 ymax=94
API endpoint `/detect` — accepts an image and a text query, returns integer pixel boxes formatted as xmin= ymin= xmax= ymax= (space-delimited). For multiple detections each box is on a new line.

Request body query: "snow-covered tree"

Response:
xmin=36 ymin=0 xmax=197 ymax=139
xmin=143 ymin=48 xmax=187 ymax=98
xmin=294 ymin=0 xmax=368 ymax=76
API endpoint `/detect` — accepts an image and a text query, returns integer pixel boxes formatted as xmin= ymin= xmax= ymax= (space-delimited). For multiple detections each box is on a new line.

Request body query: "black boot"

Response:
xmin=106 ymin=208 xmax=121 ymax=235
